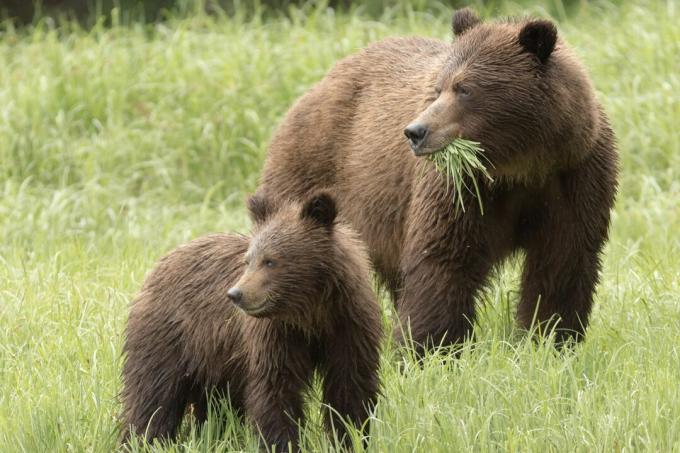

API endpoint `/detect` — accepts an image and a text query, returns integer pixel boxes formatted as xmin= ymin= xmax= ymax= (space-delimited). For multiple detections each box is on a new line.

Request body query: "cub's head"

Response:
xmin=227 ymin=192 xmax=337 ymax=319
xmin=405 ymin=8 xmax=596 ymax=178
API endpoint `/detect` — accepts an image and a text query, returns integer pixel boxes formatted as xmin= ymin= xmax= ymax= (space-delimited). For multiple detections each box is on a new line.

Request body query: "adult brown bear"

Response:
xmin=256 ymin=8 xmax=619 ymax=352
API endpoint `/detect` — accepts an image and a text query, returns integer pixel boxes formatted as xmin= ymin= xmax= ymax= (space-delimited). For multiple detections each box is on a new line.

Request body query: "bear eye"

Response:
xmin=455 ymin=84 xmax=472 ymax=98
xmin=434 ymin=86 xmax=442 ymax=96
xmin=264 ymin=259 xmax=276 ymax=268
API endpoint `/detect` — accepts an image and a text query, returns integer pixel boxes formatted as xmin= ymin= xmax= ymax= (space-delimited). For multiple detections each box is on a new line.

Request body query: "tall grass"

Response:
xmin=0 ymin=0 xmax=678 ymax=451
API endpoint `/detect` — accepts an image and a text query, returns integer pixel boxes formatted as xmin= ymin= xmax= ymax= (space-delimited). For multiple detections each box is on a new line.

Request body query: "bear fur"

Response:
xmin=256 ymin=9 xmax=619 ymax=352
xmin=120 ymin=193 xmax=383 ymax=451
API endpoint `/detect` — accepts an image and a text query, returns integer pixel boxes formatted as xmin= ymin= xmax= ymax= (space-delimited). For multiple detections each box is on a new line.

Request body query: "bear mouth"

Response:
xmin=239 ymin=301 xmax=272 ymax=317
xmin=413 ymin=146 xmax=438 ymax=157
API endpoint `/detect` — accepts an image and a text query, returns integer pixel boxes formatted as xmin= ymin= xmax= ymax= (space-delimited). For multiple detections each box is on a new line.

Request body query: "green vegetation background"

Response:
xmin=0 ymin=0 xmax=678 ymax=451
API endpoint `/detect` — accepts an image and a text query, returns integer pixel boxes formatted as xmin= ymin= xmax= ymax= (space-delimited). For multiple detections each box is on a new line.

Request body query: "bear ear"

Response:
xmin=301 ymin=192 xmax=337 ymax=228
xmin=247 ymin=193 xmax=272 ymax=224
xmin=452 ymin=8 xmax=481 ymax=37
xmin=518 ymin=20 xmax=558 ymax=64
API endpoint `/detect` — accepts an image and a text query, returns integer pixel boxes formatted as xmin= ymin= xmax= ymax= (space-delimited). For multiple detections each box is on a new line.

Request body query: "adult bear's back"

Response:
xmin=259 ymin=36 xmax=450 ymax=285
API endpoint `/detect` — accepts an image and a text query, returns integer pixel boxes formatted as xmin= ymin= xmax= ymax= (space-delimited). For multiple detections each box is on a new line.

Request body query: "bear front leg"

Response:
xmin=518 ymin=149 xmax=617 ymax=344
xmin=396 ymin=253 xmax=492 ymax=355
xmin=321 ymin=315 xmax=382 ymax=447
xmin=244 ymin=322 xmax=314 ymax=452
xmin=394 ymin=171 xmax=497 ymax=355
xmin=395 ymin=192 xmax=493 ymax=355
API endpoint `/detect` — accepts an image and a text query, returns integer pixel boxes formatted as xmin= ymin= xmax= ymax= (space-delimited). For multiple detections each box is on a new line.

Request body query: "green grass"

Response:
xmin=1 ymin=0 xmax=679 ymax=451
xmin=426 ymin=138 xmax=492 ymax=214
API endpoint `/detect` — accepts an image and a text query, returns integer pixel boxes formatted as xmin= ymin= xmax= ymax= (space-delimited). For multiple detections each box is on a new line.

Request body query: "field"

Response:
xmin=1 ymin=0 xmax=678 ymax=451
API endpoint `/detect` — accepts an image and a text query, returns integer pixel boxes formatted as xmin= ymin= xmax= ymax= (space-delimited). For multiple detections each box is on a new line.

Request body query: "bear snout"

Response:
xmin=404 ymin=122 xmax=429 ymax=154
xmin=227 ymin=287 xmax=244 ymax=306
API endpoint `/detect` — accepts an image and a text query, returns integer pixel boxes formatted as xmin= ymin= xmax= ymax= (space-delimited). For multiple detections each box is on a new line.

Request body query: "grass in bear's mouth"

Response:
xmin=428 ymin=138 xmax=494 ymax=214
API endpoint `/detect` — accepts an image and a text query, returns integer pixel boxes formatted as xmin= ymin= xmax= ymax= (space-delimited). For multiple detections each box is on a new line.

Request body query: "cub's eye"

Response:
xmin=455 ymin=85 xmax=472 ymax=97
xmin=434 ymin=86 xmax=442 ymax=96
xmin=244 ymin=257 xmax=251 ymax=265
xmin=264 ymin=259 xmax=276 ymax=268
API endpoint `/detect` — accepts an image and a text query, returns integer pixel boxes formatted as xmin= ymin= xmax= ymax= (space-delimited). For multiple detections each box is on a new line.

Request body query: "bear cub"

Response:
xmin=120 ymin=192 xmax=383 ymax=451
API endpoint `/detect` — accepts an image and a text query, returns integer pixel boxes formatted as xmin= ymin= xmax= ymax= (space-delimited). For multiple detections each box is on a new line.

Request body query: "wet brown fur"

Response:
xmin=256 ymin=9 xmax=619 ymax=353
xmin=120 ymin=193 xmax=383 ymax=451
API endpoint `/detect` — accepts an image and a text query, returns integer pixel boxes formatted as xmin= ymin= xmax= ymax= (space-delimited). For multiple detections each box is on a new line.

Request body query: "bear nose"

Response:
xmin=404 ymin=123 xmax=429 ymax=151
xmin=227 ymin=287 xmax=243 ymax=305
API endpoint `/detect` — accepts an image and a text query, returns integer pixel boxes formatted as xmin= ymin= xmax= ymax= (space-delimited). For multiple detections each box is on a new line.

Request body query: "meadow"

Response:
xmin=0 ymin=0 xmax=678 ymax=451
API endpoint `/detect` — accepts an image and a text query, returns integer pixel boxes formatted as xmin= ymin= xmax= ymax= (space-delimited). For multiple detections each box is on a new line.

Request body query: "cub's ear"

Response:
xmin=452 ymin=8 xmax=481 ymax=37
xmin=247 ymin=193 xmax=272 ymax=224
xmin=301 ymin=192 xmax=336 ymax=227
xmin=518 ymin=20 xmax=557 ymax=64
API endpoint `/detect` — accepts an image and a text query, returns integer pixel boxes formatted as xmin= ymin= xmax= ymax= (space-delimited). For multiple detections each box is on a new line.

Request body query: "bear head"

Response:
xmin=227 ymin=191 xmax=338 ymax=320
xmin=405 ymin=8 xmax=598 ymax=180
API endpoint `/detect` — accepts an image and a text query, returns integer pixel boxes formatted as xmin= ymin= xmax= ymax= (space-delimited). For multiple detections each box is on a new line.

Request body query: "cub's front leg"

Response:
xmin=321 ymin=312 xmax=382 ymax=447
xmin=244 ymin=320 xmax=314 ymax=452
